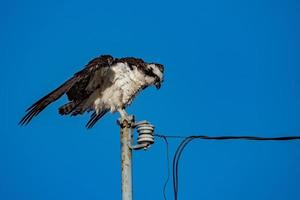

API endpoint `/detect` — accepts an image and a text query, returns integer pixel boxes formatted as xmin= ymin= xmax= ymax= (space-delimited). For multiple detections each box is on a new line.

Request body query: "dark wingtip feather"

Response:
xmin=19 ymin=77 xmax=79 ymax=126
xmin=86 ymin=110 xmax=108 ymax=129
xmin=19 ymin=104 xmax=44 ymax=125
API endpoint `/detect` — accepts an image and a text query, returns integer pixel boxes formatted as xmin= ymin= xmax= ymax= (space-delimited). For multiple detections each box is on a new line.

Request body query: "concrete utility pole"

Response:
xmin=118 ymin=116 xmax=134 ymax=200
xmin=118 ymin=116 xmax=155 ymax=200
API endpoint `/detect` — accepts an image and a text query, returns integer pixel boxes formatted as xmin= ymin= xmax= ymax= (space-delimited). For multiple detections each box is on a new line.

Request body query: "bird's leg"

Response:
xmin=118 ymin=108 xmax=129 ymax=120
xmin=117 ymin=108 xmax=134 ymax=128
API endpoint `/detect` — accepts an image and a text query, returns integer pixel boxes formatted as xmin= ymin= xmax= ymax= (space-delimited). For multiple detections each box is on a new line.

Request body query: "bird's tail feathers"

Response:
xmin=59 ymin=102 xmax=76 ymax=115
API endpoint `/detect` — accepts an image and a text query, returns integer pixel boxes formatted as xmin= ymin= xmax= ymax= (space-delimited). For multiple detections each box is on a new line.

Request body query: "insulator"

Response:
xmin=132 ymin=121 xmax=155 ymax=150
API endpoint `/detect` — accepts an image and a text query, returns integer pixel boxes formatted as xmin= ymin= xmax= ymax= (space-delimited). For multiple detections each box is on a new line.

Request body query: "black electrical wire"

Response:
xmin=173 ymin=136 xmax=195 ymax=200
xmin=155 ymin=134 xmax=300 ymax=200
xmin=158 ymin=135 xmax=170 ymax=200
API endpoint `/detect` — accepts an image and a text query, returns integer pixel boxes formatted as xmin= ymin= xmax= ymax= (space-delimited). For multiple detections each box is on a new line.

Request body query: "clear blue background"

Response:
xmin=1 ymin=0 xmax=300 ymax=199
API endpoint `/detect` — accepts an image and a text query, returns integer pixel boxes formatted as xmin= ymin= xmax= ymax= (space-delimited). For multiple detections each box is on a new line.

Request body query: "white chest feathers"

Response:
xmin=93 ymin=63 xmax=153 ymax=113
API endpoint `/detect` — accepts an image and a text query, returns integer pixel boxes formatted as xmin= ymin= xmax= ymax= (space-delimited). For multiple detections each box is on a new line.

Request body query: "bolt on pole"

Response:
xmin=118 ymin=116 xmax=134 ymax=200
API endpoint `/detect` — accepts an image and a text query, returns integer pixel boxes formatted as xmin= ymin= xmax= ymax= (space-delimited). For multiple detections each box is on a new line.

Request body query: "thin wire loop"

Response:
xmin=155 ymin=134 xmax=300 ymax=200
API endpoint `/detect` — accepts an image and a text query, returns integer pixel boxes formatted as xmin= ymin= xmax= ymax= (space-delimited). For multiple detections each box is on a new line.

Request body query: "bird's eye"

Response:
xmin=155 ymin=76 xmax=160 ymax=82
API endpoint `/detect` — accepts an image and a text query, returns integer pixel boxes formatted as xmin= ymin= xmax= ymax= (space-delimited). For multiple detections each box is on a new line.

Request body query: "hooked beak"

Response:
xmin=155 ymin=82 xmax=161 ymax=89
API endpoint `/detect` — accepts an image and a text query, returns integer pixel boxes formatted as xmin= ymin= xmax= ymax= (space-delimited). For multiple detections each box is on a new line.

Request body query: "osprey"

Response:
xmin=19 ymin=55 xmax=164 ymax=128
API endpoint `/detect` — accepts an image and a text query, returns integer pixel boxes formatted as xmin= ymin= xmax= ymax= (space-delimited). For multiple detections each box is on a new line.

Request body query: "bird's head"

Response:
xmin=146 ymin=63 xmax=164 ymax=89
xmin=101 ymin=55 xmax=114 ymax=65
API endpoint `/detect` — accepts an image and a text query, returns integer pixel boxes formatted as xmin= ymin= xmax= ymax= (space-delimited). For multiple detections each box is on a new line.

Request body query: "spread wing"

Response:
xmin=19 ymin=76 xmax=80 ymax=125
xmin=19 ymin=55 xmax=113 ymax=126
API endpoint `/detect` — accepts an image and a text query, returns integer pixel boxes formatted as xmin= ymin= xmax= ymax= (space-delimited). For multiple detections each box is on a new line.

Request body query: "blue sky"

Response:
xmin=1 ymin=0 xmax=300 ymax=199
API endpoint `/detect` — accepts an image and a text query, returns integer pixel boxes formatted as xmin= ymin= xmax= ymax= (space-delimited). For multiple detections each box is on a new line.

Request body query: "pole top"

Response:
xmin=117 ymin=115 xmax=135 ymax=128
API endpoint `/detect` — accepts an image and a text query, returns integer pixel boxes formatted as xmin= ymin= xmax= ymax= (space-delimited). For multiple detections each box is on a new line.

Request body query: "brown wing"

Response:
xmin=19 ymin=76 xmax=81 ymax=125
xmin=19 ymin=55 xmax=114 ymax=125
xmin=66 ymin=55 xmax=114 ymax=102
